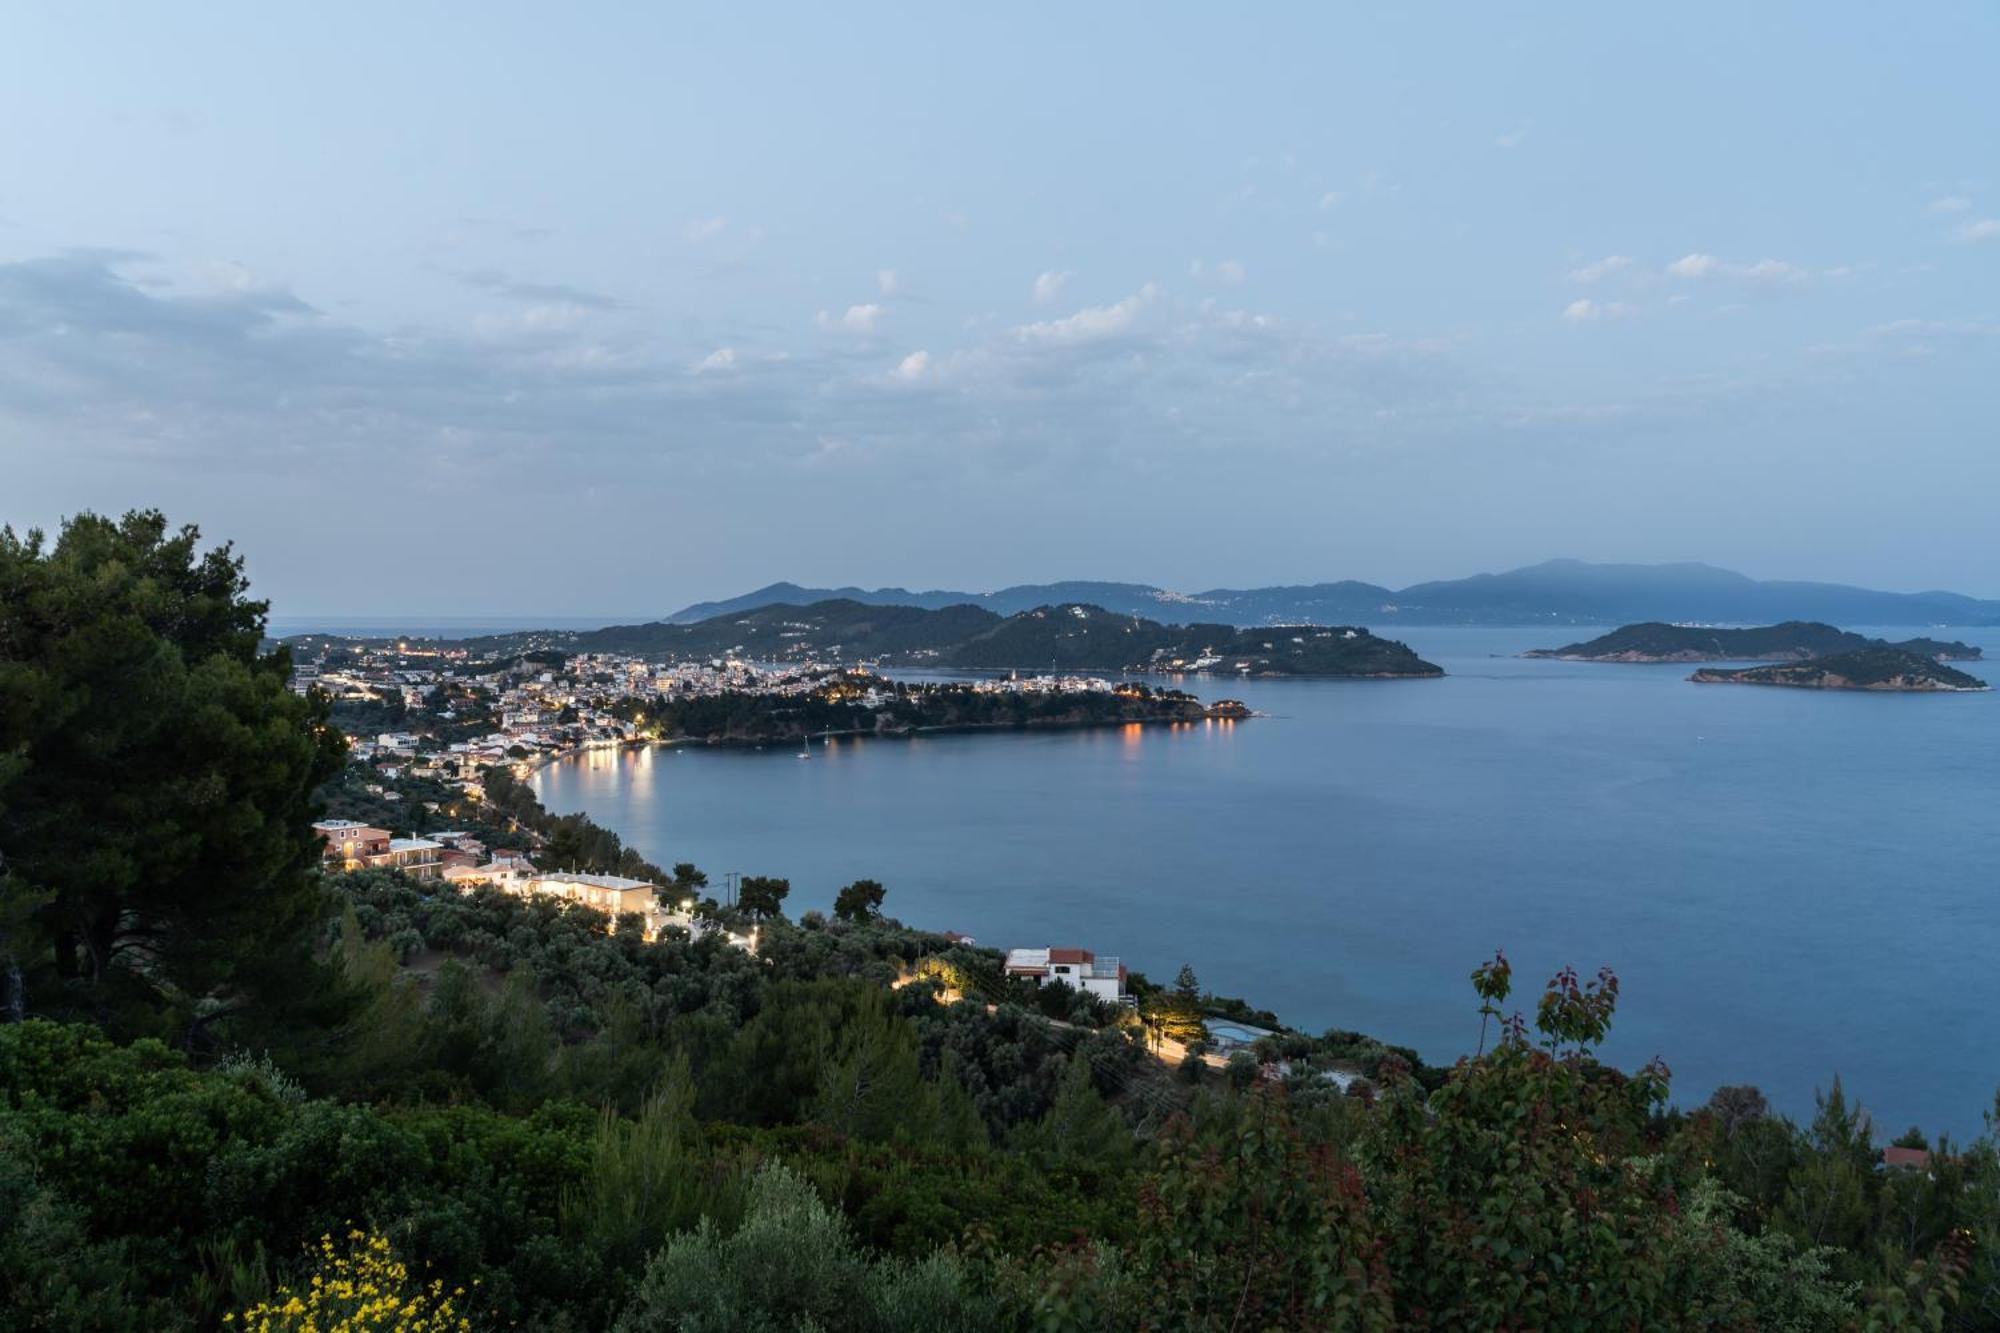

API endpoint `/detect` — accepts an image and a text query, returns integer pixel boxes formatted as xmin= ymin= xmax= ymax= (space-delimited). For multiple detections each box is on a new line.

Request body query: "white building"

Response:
xmin=1003 ymin=947 xmax=1130 ymax=1004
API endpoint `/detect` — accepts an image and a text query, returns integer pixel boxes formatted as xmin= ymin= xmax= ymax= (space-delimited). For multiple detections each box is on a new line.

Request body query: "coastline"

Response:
xmin=526 ymin=708 xmax=1234 ymax=774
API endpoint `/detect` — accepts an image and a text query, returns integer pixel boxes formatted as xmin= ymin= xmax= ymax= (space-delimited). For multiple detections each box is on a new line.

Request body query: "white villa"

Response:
xmin=1003 ymin=946 xmax=1130 ymax=1004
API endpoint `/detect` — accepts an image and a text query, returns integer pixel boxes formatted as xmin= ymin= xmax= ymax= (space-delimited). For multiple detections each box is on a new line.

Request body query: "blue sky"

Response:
xmin=2 ymin=3 xmax=1995 ymax=615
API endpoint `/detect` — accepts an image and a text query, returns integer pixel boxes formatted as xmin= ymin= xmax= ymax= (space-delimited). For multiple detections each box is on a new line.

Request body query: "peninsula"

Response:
xmin=1689 ymin=648 xmax=1991 ymax=692
xmin=296 ymin=598 xmax=1445 ymax=679
xmin=1526 ymin=620 xmax=1980 ymax=663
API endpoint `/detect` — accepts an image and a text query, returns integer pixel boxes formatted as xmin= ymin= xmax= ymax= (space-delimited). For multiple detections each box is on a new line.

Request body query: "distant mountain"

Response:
xmin=666 ymin=561 xmax=2000 ymax=628
xmin=667 ymin=583 xmax=985 ymax=623
xmin=499 ymin=599 xmax=1002 ymax=659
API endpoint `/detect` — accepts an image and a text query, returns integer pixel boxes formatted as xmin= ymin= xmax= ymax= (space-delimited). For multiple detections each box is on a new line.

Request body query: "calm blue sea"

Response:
xmin=532 ymin=627 xmax=2000 ymax=1137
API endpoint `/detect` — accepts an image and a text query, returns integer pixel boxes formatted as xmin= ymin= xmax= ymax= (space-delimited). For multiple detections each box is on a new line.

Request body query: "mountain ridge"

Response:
xmin=667 ymin=560 xmax=2000 ymax=628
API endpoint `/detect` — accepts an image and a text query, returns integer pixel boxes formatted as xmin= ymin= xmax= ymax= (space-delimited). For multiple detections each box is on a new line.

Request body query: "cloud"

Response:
xmin=1189 ymin=259 xmax=1246 ymax=286
xmin=1570 ymin=255 xmax=1633 ymax=284
xmin=1666 ymin=253 xmax=1808 ymax=285
xmin=1032 ymin=270 xmax=1070 ymax=305
xmin=1957 ymin=219 xmax=2000 ymax=243
xmin=455 ymin=267 xmax=619 ymax=310
xmin=1495 ymin=127 xmax=1528 ymax=149
xmin=1010 ymin=283 xmax=1158 ymax=346
xmin=684 ymin=216 xmax=728 ymax=243
xmin=1873 ymin=317 xmax=2000 ymax=339
xmin=1562 ymin=298 xmax=1635 ymax=323
xmin=817 ymin=303 xmax=885 ymax=334
xmin=1927 ymin=195 xmax=1972 ymax=215
xmin=1318 ymin=191 xmax=1342 ymax=211
xmin=0 ymin=250 xmax=1506 ymax=511
xmin=876 ymin=269 xmax=900 ymax=296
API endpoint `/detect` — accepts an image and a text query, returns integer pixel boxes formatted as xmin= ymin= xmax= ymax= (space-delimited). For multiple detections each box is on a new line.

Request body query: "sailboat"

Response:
xmin=797 ymin=733 xmax=812 ymax=759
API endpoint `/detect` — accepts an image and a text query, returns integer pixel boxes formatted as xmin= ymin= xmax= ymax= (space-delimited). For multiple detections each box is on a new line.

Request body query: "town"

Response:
xmin=297 ymin=634 xmax=1225 ymax=975
xmin=292 ymin=635 xmax=1216 ymax=792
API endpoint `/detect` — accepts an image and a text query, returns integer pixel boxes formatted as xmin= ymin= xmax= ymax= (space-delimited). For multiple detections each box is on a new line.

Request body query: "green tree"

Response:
xmin=1364 ymin=963 xmax=1685 ymax=1327
xmin=614 ymin=1163 xmax=991 ymax=1333
xmin=833 ymin=878 xmax=887 ymax=923
xmin=1136 ymin=1086 xmax=1394 ymax=1330
xmin=0 ymin=511 xmax=347 ymax=1038
xmin=737 ymin=875 xmax=791 ymax=921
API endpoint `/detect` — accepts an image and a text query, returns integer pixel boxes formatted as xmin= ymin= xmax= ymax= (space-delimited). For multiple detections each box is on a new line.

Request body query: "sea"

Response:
xmin=523 ymin=626 xmax=2000 ymax=1137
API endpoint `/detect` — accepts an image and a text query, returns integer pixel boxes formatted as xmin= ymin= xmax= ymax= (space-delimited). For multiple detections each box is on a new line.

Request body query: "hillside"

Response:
xmin=664 ymin=559 xmax=2000 ymax=628
xmin=468 ymin=599 xmax=1004 ymax=660
xmin=1690 ymin=648 xmax=1991 ymax=692
xmin=938 ymin=604 xmax=1443 ymax=677
xmin=306 ymin=599 xmax=1444 ymax=677
xmin=1526 ymin=621 xmax=1983 ymax=663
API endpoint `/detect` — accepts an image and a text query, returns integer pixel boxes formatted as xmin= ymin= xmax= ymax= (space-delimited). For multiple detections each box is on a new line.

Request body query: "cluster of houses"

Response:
xmin=297 ymin=642 xmax=907 ymax=793
xmin=311 ymin=818 xmax=733 ymax=945
xmin=971 ymin=672 xmax=1139 ymax=698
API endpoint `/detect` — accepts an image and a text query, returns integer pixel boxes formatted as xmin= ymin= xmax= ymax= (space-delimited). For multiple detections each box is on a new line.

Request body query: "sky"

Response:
xmin=2 ymin=3 xmax=1996 ymax=617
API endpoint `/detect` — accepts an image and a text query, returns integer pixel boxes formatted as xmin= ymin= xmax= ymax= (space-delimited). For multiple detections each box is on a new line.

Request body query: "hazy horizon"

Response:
xmin=5 ymin=4 xmax=1996 ymax=615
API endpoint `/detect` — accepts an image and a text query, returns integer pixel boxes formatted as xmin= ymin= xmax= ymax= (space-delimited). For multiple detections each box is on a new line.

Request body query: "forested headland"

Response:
xmin=3 ymin=512 xmax=1996 ymax=1331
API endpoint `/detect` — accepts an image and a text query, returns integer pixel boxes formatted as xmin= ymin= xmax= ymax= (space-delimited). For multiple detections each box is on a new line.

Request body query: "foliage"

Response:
xmin=0 ymin=510 xmax=348 ymax=1039
xmin=225 ymin=1230 xmax=474 ymax=1332
xmin=833 ymin=878 xmax=887 ymax=923
xmin=737 ymin=875 xmax=791 ymax=920
xmin=613 ymin=1163 xmax=993 ymax=1333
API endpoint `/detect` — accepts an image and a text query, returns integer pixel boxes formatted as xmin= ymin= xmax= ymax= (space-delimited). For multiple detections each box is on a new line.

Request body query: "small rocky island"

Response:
xmin=1689 ymin=648 xmax=1990 ymax=692
xmin=1526 ymin=621 xmax=1980 ymax=663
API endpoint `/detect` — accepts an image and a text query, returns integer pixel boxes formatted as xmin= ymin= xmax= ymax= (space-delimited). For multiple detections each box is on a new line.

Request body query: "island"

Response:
xmin=930 ymin=604 xmax=1444 ymax=677
xmin=1689 ymin=648 xmax=1991 ymax=692
xmin=1525 ymin=620 xmax=1981 ymax=663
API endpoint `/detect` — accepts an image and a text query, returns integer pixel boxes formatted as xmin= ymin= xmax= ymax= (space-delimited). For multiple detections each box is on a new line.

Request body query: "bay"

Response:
xmin=532 ymin=626 xmax=2000 ymax=1136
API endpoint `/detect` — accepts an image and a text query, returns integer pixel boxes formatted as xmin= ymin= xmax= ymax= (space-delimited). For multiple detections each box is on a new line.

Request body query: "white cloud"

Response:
xmin=877 ymin=269 xmax=900 ymax=295
xmin=1032 ymin=270 xmax=1070 ymax=305
xmin=693 ymin=347 xmax=738 ymax=374
xmin=1666 ymin=253 xmax=1807 ymax=285
xmin=1317 ymin=191 xmax=1342 ymax=211
xmin=1496 ymin=127 xmax=1528 ymax=149
xmin=893 ymin=350 xmax=931 ymax=381
xmin=817 ymin=303 xmax=885 ymax=334
xmin=683 ymin=216 xmax=728 ymax=243
xmin=1571 ymin=255 xmax=1633 ymax=284
xmin=1189 ymin=259 xmax=1246 ymax=286
xmin=1957 ymin=219 xmax=2000 ymax=243
xmin=1928 ymin=195 xmax=1972 ymax=215
xmin=1562 ymin=298 xmax=1634 ymax=323
xmin=1012 ymin=283 xmax=1158 ymax=345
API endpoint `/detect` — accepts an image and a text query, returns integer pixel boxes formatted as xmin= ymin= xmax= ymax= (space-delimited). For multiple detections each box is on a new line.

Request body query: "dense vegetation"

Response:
xmin=458 ymin=599 xmax=1006 ymax=661
xmin=937 ymin=604 xmax=1443 ymax=676
xmin=601 ymin=679 xmax=1206 ymax=746
xmin=5 ymin=512 xmax=1999 ymax=1330
xmin=1691 ymin=648 xmax=1991 ymax=692
xmin=1528 ymin=621 xmax=1981 ymax=663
